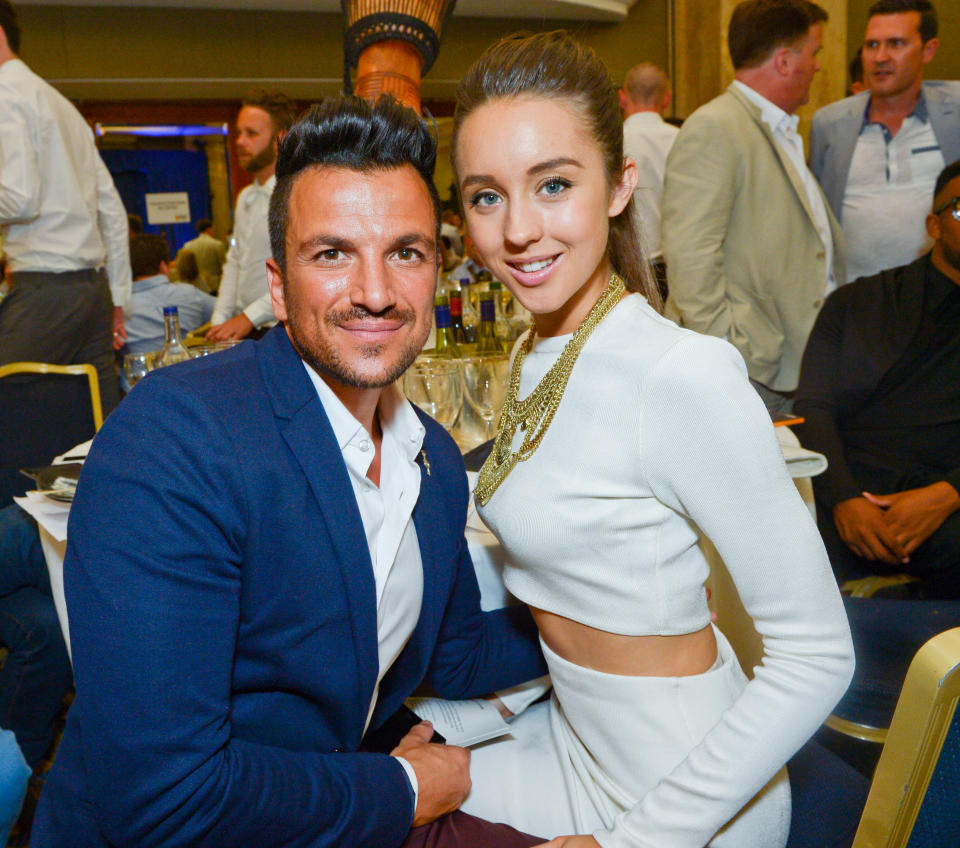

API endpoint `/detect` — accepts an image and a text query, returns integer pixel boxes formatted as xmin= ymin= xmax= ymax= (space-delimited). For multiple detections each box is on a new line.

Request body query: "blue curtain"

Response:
xmin=101 ymin=149 xmax=212 ymax=257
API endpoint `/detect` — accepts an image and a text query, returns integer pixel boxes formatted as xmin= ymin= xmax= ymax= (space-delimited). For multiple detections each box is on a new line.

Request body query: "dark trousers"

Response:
xmin=401 ymin=811 xmax=543 ymax=848
xmin=0 ymin=268 xmax=120 ymax=415
xmin=0 ymin=507 xmax=73 ymax=770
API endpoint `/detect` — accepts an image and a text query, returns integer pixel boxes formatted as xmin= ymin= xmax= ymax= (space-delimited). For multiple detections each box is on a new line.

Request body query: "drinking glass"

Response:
xmin=461 ymin=354 xmax=510 ymax=440
xmin=123 ymin=351 xmax=156 ymax=387
xmin=402 ymin=358 xmax=463 ymax=432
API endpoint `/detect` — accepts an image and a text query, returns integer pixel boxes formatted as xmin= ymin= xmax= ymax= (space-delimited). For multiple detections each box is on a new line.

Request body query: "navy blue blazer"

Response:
xmin=34 ymin=327 xmax=545 ymax=848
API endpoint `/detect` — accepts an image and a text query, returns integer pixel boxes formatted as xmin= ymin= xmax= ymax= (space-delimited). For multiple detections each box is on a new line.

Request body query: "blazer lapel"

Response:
xmin=925 ymin=83 xmax=960 ymax=166
xmin=256 ymin=328 xmax=379 ymax=718
xmin=410 ymin=432 xmax=444 ymax=649
xmin=728 ymin=86 xmax=820 ymax=230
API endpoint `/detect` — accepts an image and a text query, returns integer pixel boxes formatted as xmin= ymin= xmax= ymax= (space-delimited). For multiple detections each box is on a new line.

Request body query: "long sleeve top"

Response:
xmin=211 ymin=177 xmax=275 ymax=328
xmin=0 ymin=58 xmax=131 ymax=308
xmin=479 ymin=294 xmax=854 ymax=847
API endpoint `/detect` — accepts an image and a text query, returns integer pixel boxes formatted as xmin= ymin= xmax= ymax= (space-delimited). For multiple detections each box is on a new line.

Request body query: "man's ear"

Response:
xmin=921 ymin=37 xmax=939 ymax=65
xmin=926 ymin=211 xmax=941 ymax=242
xmin=266 ymin=257 xmax=288 ymax=322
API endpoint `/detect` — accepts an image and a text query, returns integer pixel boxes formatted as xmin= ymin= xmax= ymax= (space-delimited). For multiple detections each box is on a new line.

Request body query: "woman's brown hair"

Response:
xmin=451 ymin=30 xmax=661 ymax=311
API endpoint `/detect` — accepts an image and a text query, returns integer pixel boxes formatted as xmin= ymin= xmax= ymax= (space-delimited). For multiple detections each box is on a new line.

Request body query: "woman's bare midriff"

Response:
xmin=532 ymin=607 xmax=718 ymax=677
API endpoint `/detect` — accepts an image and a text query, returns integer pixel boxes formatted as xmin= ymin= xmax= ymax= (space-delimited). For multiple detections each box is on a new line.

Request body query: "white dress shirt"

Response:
xmin=622 ymin=111 xmax=679 ymax=259
xmin=304 ymin=364 xmax=426 ymax=800
xmin=0 ymin=58 xmax=131 ymax=308
xmin=842 ymin=103 xmax=944 ymax=282
xmin=733 ymin=80 xmax=837 ymax=297
xmin=211 ymin=176 xmax=275 ymax=328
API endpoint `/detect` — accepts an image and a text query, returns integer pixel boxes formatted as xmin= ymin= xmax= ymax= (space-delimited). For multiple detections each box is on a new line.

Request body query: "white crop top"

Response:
xmin=477 ymin=293 xmax=855 ymax=846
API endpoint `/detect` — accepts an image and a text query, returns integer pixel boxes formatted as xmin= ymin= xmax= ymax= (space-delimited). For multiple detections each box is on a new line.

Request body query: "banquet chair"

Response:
xmin=0 ymin=362 xmax=103 ymax=506
xmin=851 ymin=626 xmax=960 ymax=847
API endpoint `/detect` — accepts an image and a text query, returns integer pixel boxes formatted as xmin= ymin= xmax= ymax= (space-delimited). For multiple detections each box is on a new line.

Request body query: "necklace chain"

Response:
xmin=474 ymin=273 xmax=626 ymax=506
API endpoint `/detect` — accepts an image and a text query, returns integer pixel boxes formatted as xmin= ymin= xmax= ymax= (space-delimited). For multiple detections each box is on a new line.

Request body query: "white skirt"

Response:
xmin=463 ymin=626 xmax=790 ymax=847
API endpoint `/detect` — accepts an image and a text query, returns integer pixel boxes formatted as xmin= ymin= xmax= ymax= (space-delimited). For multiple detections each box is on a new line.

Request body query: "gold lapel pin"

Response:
xmin=420 ymin=449 xmax=431 ymax=476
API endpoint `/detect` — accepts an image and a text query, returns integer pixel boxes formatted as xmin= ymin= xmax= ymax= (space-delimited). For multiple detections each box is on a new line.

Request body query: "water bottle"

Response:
xmin=158 ymin=306 xmax=191 ymax=366
xmin=475 ymin=292 xmax=505 ymax=354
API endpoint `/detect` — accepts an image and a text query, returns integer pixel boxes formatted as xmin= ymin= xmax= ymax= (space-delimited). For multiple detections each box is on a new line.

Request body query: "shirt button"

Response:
xmin=359 ymin=439 xmax=372 ymax=451
xmin=813 ymin=299 xmax=823 ymax=308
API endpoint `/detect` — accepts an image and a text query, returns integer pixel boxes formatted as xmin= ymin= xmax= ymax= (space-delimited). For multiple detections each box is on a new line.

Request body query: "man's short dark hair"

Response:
xmin=728 ymin=0 xmax=828 ymax=70
xmin=242 ymin=88 xmax=299 ymax=134
xmin=849 ymin=49 xmax=864 ymax=87
xmin=129 ymin=234 xmax=170 ymax=279
xmin=196 ymin=218 xmax=213 ymax=234
xmin=934 ymin=160 xmax=960 ymax=204
xmin=0 ymin=1 xmax=20 ymax=54
xmin=268 ymin=95 xmax=441 ymax=273
xmin=868 ymin=0 xmax=937 ymax=42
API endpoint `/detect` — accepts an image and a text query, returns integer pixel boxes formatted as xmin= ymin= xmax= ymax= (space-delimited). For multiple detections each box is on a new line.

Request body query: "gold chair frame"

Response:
xmin=852 ymin=627 xmax=960 ymax=847
xmin=0 ymin=361 xmax=104 ymax=432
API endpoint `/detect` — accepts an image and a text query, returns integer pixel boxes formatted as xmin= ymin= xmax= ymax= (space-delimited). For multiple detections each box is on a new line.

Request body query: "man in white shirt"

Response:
xmin=663 ymin=0 xmax=844 ymax=412
xmin=33 ymin=96 xmax=545 ymax=848
xmin=620 ymin=62 xmax=679 ymax=297
xmin=206 ymin=88 xmax=297 ymax=342
xmin=0 ymin=1 xmax=131 ymax=413
xmin=810 ymin=1 xmax=960 ymax=282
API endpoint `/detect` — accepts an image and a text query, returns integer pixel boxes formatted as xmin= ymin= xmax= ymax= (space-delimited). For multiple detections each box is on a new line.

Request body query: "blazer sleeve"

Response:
xmin=808 ymin=111 xmax=827 ymax=184
xmin=66 ymin=376 xmax=416 ymax=848
xmin=661 ymin=110 xmax=737 ymax=341
xmin=793 ymin=290 xmax=865 ymax=508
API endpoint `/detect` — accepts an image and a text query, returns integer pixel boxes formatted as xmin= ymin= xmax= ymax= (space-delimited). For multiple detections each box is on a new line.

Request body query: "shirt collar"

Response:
xmin=624 ymin=111 xmax=666 ymax=128
xmin=244 ymin=174 xmax=276 ymax=205
xmin=302 ymin=361 xmax=425 ymax=463
xmin=732 ymin=80 xmax=798 ymax=136
xmin=862 ymin=90 xmax=928 ymax=129
xmin=131 ymin=273 xmax=171 ymax=291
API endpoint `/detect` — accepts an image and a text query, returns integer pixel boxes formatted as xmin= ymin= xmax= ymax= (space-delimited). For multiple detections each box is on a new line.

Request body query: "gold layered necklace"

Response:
xmin=474 ymin=272 xmax=626 ymax=506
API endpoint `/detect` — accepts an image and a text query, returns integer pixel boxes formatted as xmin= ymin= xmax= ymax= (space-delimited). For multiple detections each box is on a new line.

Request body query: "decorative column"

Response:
xmin=342 ymin=0 xmax=458 ymax=115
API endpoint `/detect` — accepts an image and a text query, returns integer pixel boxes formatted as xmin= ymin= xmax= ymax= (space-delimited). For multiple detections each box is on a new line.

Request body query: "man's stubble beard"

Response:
xmin=240 ymin=141 xmax=278 ymax=176
xmin=283 ymin=287 xmax=429 ymax=390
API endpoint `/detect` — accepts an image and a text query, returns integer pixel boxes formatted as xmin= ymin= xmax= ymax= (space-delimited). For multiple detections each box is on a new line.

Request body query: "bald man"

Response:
xmin=620 ymin=63 xmax=679 ymax=296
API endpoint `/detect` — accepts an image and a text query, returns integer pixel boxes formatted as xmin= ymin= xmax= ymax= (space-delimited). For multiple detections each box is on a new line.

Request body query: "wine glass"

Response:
xmin=123 ymin=351 xmax=156 ymax=388
xmin=461 ymin=354 xmax=510 ymax=440
xmin=402 ymin=358 xmax=463 ymax=432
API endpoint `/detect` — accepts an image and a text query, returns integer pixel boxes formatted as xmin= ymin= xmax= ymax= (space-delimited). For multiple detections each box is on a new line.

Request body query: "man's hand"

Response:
xmin=833 ymin=496 xmax=908 ymax=564
xmin=535 ymin=837 xmax=601 ymax=847
xmin=206 ymin=313 xmax=254 ymax=341
xmin=862 ymin=482 xmax=960 ymax=558
xmin=112 ymin=306 xmax=127 ymax=350
xmin=391 ymin=721 xmax=471 ymax=827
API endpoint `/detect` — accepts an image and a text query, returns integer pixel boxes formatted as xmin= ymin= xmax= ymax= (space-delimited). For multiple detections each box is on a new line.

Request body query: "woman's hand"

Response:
xmin=534 ymin=837 xmax=601 ymax=848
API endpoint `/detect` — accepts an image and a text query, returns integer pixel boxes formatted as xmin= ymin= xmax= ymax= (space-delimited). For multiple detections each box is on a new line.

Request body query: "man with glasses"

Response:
xmin=794 ymin=160 xmax=960 ymax=599
xmin=810 ymin=1 xmax=960 ymax=283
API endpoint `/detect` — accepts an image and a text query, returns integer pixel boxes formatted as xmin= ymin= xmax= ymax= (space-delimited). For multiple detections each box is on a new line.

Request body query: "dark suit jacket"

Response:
xmin=794 ymin=254 xmax=960 ymax=509
xmin=33 ymin=327 xmax=545 ymax=848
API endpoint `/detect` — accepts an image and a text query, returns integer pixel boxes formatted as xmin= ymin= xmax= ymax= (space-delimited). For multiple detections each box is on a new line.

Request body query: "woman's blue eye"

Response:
xmin=471 ymin=191 xmax=500 ymax=207
xmin=542 ymin=178 xmax=571 ymax=196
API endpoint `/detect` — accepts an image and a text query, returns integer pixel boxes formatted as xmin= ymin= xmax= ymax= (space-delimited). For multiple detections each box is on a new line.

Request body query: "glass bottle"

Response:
xmin=158 ymin=306 xmax=191 ymax=366
xmin=487 ymin=281 xmax=514 ymax=342
xmin=432 ymin=295 xmax=462 ymax=359
xmin=449 ymin=291 xmax=468 ymax=344
xmin=475 ymin=291 xmax=505 ymax=354
xmin=458 ymin=277 xmax=478 ymax=343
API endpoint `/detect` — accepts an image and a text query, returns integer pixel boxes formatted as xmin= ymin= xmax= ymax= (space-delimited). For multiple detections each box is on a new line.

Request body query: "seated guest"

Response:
xmin=178 ymin=217 xmax=226 ymax=293
xmin=795 ymin=159 xmax=960 ymax=598
xmin=124 ymin=233 xmax=214 ymax=355
xmin=32 ymin=95 xmax=546 ymax=848
xmin=0 ymin=504 xmax=72 ymax=846
xmin=171 ymin=249 xmax=203 ymax=292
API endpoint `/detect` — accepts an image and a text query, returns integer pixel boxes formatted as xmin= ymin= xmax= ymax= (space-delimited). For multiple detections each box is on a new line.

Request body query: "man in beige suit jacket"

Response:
xmin=663 ymin=0 xmax=845 ymax=412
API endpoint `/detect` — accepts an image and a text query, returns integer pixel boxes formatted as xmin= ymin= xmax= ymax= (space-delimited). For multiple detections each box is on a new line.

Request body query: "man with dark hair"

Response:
xmin=33 ymin=95 xmax=546 ymax=848
xmin=0 ymin=0 xmax=131 ymax=414
xmin=795 ymin=160 xmax=960 ymax=598
xmin=849 ymin=49 xmax=866 ymax=96
xmin=123 ymin=234 xmax=214 ymax=373
xmin=206 ymin=88 xmax=297 ymax=342
xmin=663 ymin=0 xmax=843 ymax=413
xmin=811 ymin=1 xmax=960 ymax=283
xmin=177 ymin=216 xmax=226 ymax=293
